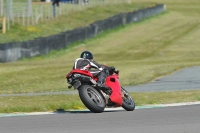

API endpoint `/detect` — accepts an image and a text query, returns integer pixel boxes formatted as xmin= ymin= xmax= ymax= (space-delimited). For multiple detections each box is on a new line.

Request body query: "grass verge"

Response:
xmin=1 ymin=10 xmax=200 ymax=94
xmin=0 ymin=90 xmax=200 ymax=113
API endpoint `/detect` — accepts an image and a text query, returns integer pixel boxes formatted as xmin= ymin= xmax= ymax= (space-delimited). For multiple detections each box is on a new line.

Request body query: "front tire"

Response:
xmin=78 ymin=85 xmax=106 ymax=113
xmin=121 ymin=87 xmax=135 ymax=111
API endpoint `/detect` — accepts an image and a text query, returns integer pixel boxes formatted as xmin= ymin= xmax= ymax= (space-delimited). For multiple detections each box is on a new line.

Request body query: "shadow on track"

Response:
xmin=54 ymin=108 xmax=125 ymax=114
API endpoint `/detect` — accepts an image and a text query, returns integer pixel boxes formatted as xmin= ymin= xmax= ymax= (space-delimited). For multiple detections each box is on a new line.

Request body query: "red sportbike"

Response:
xmin=66 ymin=69 xmax=135 ymax=113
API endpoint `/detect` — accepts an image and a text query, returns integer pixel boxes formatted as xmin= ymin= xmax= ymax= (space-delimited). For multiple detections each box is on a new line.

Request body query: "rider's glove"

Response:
xmin=108 ymin=66 xmax=115 ymax=74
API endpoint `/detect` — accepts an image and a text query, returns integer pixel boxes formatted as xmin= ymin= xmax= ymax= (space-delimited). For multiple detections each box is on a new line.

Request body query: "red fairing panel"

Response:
xmin=66 ymin=69 xmax=93 ymax=78
xmin=105 ymin=75 xmax=122 ymax=106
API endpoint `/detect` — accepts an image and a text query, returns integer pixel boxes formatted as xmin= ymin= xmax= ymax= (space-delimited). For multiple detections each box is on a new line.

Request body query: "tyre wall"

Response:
xmin=0 ymin=4 xmax=166 ymax=62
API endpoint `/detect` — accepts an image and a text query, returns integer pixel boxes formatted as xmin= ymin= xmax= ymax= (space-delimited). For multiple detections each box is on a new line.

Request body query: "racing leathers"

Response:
xmin=73 ymin=58 xmax=114 ymax=86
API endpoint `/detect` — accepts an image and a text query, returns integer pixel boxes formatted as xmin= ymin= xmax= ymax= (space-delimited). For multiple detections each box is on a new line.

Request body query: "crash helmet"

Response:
xmin=80 ymin=51 xmax=93 ymax=59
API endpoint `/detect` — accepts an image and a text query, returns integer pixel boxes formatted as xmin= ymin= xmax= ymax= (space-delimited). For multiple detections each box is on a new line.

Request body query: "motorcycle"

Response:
xmin=66 ymin=68 xmax=135 ymax=113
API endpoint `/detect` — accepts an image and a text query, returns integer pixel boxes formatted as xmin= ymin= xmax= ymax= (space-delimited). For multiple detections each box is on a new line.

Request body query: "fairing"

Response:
xmin=66 ymin=69 xmax=93 ymax=79
xmin=105 ymin=75 xmax=122 ymax=106
xmin=66 ymin=69 xmax=123 ymax=106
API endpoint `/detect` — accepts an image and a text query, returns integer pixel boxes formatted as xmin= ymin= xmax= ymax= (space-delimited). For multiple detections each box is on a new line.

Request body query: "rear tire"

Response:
xmin=121 ymin=87 xmax=135 ymax=111
xmin=78 ymin=85 xmax=105 ymax=113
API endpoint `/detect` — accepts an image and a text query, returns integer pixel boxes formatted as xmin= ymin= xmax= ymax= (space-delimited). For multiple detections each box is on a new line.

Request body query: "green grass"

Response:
xmin=1 ymin=9 xmax=200 ymax=94
xmin=0 ymin=90 xmax=200 ymax=113
xmin=0 ymin=0 xmax=200 ymax=112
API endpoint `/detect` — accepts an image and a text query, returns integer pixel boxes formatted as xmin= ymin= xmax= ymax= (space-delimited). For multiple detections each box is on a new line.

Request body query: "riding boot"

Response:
xmin=96 ymin=69 xmax=110 ymax=90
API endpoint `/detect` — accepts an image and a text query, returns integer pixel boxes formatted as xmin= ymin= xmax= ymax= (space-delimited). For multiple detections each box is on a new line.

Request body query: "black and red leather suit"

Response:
xmin=73 ymin=58 xmax=113 ymax=85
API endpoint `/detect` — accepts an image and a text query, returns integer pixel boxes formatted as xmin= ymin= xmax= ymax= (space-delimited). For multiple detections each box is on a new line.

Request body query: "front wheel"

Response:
xmin=78 ymin=85 xmax=106 ymax=113
xmin=121 ymin=87 xmax=135 ymax=111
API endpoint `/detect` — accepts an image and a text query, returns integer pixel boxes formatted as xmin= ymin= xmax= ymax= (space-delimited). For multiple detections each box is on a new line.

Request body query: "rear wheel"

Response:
xmin=121 ymin=87 xmax=135 ymax=111
xmin=78 ymin=85 xmax=105 ymax=113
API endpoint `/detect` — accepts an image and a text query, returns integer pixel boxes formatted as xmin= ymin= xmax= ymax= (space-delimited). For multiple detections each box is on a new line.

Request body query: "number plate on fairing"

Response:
xmin=73 ymin=81 xmax=81 ymax=89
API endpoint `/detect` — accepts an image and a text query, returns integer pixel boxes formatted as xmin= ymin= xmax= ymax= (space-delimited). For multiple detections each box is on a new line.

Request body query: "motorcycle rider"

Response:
xmin=73 ymin=51 xmax=115 ymax=89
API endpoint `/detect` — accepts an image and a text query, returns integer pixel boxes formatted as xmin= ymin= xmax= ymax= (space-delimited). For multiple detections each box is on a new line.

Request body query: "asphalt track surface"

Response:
xmin=125 ymin=66 xmax=200 ymax=92
xmin=0 ymin=105 xmax=200 ymax=133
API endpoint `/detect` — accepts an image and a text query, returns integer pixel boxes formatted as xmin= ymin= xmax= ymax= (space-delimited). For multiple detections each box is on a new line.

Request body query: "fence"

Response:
xmin=0 ymin=17 xmax=6 ymax=33
xmin=0 ymin=0 xmax=3 ymax=16
xmin=0 ymin=0 xmax=130 ymax=30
